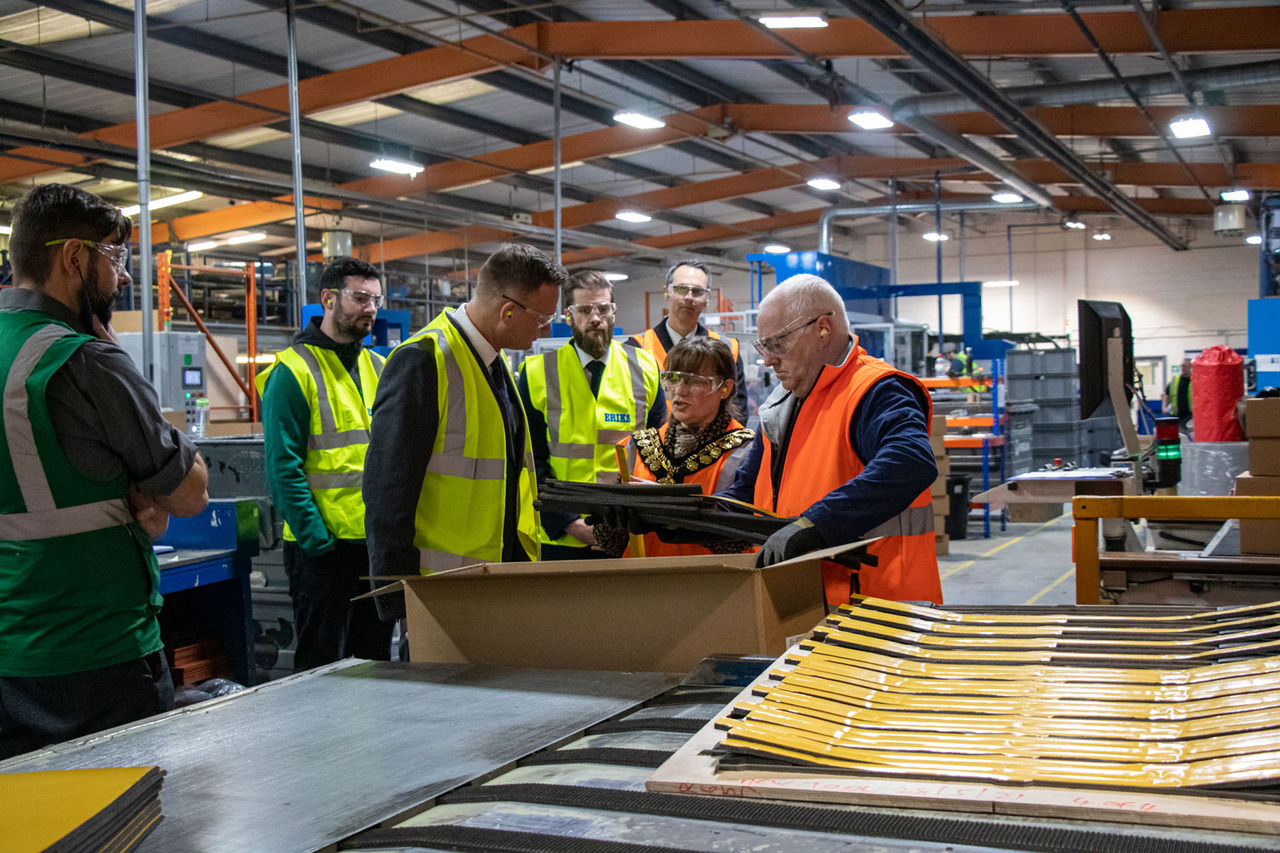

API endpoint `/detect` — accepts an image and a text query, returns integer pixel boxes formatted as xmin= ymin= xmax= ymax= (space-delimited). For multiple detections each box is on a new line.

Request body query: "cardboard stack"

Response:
xmin=930 ymin=414 xmax=951 ymax=556
xmin=1237 ymin=398 xmax=1280 ymax=555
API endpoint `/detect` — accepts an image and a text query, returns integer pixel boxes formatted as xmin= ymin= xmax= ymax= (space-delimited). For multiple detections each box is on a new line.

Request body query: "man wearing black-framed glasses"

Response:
xmin=626 ymin=259 xmax=749 ymax=417
xmin=257 ymin=256 xmax=392 ymax=670
xmin=0 ymin=183 xmax=209 ymax=756
xmin=718 ymin=273 xmax=941 ymax=608
xmin=519 ymin=269 xmax=666 ymax=560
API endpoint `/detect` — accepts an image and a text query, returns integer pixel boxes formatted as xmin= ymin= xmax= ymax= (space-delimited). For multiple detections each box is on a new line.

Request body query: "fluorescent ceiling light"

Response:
xmin=186 ymin=240 xmax=218 ymax=252
xmin=1091 ymin=232 xmax=1112 ymax=241
xmin=991 ymin=191 xmax=1023 ymax=204
xmin=982 ymin=280 xmax=1020 ymax=288
xmin=758 ymin=14 xmax=827 ymax=28
xmin=1247 ymin=234 xmax=1263 ymax=245
xmin=806 ymin=177 xmax=841 ymax=191
xmin=848 ymin=109 xmax=894 ymax=130
xmin=0 ymin=224 xmax=11 ymax=235
xmin=1063 ymin=218 xmax=1087 ymax=230
xmin=1169 ymin=114 xmax=1211 ymax=139
xmin=922 ymin=231 xmax=949 ymax=242
xmin=225 ymin=232 xmax=267 ymax=245
xmin=613 ymin=111 xmax=665 ymax=130
xmin=120 ymin=190 xmax=203 ymax=217
xmin=615 ymin=210 xmax=652 ymax=223
xmin=1220 ymin=188 xmax=1251 ymax=202
xmin=762 ymin=244 xmax=791 ymax=254
xmin=603 ymin=272 xmax=629 ymax=281
xmin=370 ymin=157 xmax=424 ymax=177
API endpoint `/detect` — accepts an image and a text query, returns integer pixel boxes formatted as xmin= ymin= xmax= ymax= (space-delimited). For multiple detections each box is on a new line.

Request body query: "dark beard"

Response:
xmin=332 ymin=303 xmax=370 ymax=341
xmin=574 ymin=327 xmax=610 ymax=359
xmin=77 ymin=265 xmax=114 ymax=330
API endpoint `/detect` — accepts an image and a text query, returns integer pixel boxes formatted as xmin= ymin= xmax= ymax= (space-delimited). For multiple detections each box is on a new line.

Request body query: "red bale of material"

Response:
xmin=1192 ymin=345 xmax=1244 ymax=442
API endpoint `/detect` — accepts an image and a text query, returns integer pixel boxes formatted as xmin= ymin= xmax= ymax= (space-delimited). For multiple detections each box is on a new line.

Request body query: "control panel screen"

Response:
xmin=182 ymin=367 xmax=203 ymax=388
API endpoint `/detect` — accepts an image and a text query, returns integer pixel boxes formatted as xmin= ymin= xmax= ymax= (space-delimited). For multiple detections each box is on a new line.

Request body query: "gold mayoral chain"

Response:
xmin=634 ymin=427 xmax=754 ymax=484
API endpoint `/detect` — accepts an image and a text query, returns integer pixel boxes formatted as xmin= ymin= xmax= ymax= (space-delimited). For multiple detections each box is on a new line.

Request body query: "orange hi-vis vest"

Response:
xmin=753 ymin=339 xmax=941 ymax=606
xmin=630 ymin=325 xmax=740 ymax=368
xmin=621 ymin=419 xmax=752 ymax=558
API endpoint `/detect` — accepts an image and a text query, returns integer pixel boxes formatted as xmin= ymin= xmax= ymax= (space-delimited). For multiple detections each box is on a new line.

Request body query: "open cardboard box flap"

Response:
xmin=357 ymin=539 xmax=876 ymax=672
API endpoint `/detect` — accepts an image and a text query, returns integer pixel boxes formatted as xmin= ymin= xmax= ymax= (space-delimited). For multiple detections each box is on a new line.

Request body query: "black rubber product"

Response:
xmin=518 ymin=747 xmax=674 ymax=768
xmin=340 ymin=825 xmax=700 ymax=852
xmin=586 ymin=718 xmax=707 ymax=735
xmin=438 ymin=783 xmax=1272 ymax=853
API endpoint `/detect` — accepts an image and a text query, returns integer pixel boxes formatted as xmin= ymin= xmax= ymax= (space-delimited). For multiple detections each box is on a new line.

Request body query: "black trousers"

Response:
xmin=0 ymin=650 xmax=174 ymax=759
xmin=284 ymin=539 xmax=393 ymax=671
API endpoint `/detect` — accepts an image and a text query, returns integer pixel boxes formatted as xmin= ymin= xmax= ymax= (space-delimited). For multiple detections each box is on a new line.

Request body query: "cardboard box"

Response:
xmin=930 ymin=435 xmax=946 ymax=456
xmin=205 ymin=421 xmax=263 ymax=437
xmin=372 ymin=544 xmax=863 ymax=673
xmin=1234 ymin=473 xmax=1280 ymax=555
xmin=1246 ymin=398 xmax=1280 ymax=438
xmin=1249 ymin=438 xmax=1280 ymax=477
xmin=936 ymin=455 xmax=951 ymax=477
xmin=931 ymin=414 xmax=947 ymax=438
xmin=935 ymin=534 xmax=949 ymax=556
xmin=931 ymin=493 xmax=949 ymax=514
xmin=931 ymin=476 xmax=946 ymax=497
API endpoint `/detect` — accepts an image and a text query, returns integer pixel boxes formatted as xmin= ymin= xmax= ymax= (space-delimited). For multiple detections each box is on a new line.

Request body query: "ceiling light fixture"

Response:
xmin=0 ymin=224 xmax=11 ymax=235
xmin=922 ymin=231 xmax=949 ymax=242
xmin=615 ymin=210 xmax=652 ymax=223
xmin=1247 ymin=234 xmax=1263 ymax=245
xmin=613 ymin=111 xmax=666 ymax=130
xmin=186 ymin=240 xmax=218 ymax=252
xmin=120 ymin=190 xmax=203 ymax=217
xmin=1091 ymin=232 xmax=1113 ymax=241
xmin=603 ymin=272 xmax=629 ymax=281
xmin=762 ymin=244 xmax=791 ymax=254
xmin=806 ymin=177 xmax=841 ymax=191
xmin=758 ymin=14 xmax=827 ymax=28
xmin=1169 ymin=113 xmax=1211 ymax=139
xmin=225 ymin=232 xmax=268 ymax=245
xmin=992 ymin=191 xmax=1023 ymax=204
xmin=982 ymin=280 xmax=1020 ymax=288
xmin=370 ymin=157 xmax=424 ymax=177
xmin=1220 ymin=188 xmax=1252 ymax=202
xmin=1063 ymin=218 xmax=1087 ymax=230
xmin=848 ymin=109 xmax=894 ymax=130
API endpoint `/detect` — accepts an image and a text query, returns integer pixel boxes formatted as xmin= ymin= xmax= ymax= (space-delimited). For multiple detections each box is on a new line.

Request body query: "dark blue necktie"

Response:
xmin=491 ymin=357 xmax=515 ymax=437
xmin=586 ymin=360 xmax=605 ymax=397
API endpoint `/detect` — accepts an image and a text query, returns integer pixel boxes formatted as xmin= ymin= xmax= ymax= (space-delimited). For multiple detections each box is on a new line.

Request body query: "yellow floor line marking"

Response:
xmin=1024 ymin=566 xmax=1075 ymax=606
xmin=941 ymin=515 xmax=1067 ymax=580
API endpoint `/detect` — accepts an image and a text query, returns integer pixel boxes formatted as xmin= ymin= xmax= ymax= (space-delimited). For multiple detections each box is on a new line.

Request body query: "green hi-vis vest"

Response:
xmin=520 ymin=341 xmax=660 ymax=549
xmin=0 ymin=310 xmax=163 ymax=677
xmin=392 ymin=311 xmax=539 ymax=571
xmin=255 ymin=344 xmax=384 ymax=541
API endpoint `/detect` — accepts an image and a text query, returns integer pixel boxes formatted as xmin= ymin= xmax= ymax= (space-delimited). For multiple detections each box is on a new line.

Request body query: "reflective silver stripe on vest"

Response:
xmin=292 ymin=344 xmax=339 ymax=436
xmin=306 ymin=470 xmax=364 ymax=489
xmin=620 ymin=345 xmax=648 ymax=431
xmin=3 ymin=324 xmax=72 ymax=513
xmin=420 ymin=330 xmax=507 ymax=480
xmin=541 ymin=351 xmax=595 ymax=460
xmin=418 ymin=547 xmax=478 ymax=572
xmin=863 ymin=504 xmax=935 ymax=540
xmin=0 ymin=497 xmax=132 ymax=540
xmin=308 ymin=428 xmax=370 ymax=451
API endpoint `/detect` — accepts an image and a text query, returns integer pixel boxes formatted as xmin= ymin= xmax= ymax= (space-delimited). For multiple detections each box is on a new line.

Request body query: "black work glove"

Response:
xmin=593 ymin=505 xmax=655 ymax=535
xmin=755 ymin=517 xmax=825 ymax=567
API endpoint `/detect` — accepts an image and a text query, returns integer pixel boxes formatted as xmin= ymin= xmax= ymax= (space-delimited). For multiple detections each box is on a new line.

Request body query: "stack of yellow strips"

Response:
xmin=714 ymin=598 xmax=1280 ymax=789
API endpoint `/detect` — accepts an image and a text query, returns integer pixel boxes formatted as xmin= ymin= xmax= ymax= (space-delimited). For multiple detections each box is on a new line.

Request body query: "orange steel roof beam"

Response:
xmin=149 ymin=197 xmax=343 ymax=245
xmin=0 ymin=26 xmax=546 ymax=185
xmin=522 ymin=8 xmax=1278 ymax=59
xmin=349 ymin=225 xmax=515 ymax=265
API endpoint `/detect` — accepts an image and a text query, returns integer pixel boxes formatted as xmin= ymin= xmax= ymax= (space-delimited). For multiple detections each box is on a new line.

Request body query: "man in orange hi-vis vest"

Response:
xmin=718 ymin=273 xmax=942 ymax=607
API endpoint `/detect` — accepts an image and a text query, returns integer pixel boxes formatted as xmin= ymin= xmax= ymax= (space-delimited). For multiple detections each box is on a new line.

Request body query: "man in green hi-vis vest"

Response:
xmin=0 ymin=184 xmax=208 ymax=758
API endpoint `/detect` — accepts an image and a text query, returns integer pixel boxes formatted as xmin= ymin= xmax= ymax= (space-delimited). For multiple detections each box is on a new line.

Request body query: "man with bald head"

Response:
xmin=719 ymin=274 xmax=941 ymax=605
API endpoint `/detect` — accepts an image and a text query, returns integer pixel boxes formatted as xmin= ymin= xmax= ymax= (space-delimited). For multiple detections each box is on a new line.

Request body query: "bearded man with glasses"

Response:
xmin=0 ymin=184 xmax=209 ymax=756
xmin=519 ymin=269 xmax=666 ymax=560
xmin=718 ymin=274 xmax=941 ymax=607
xmin=626 ymin=260 xmax=748 ymax=417
xmin=257 ymin=256 xmax=392 ymax=670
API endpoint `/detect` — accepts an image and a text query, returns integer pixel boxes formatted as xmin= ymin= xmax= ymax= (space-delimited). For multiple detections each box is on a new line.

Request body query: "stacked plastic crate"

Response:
xmin=1006 ymin=349 xmax=1087 ymax=469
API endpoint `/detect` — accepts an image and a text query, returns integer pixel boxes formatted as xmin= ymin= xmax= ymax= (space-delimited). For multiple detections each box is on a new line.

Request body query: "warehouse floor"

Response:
xmin=939 ymin=505 xmax=1076 ymax=607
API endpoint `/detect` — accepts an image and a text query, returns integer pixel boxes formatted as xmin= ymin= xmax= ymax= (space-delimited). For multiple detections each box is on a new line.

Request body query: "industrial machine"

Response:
xmin=118 ymin=330 xmax=207 ymax=428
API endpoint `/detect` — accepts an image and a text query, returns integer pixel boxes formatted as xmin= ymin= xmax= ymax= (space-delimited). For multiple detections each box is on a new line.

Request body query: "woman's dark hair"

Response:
xmin=665 ymin=337 xmax=741 ymax=422
xmin=10 ymin=184 xmax=132 ymax=285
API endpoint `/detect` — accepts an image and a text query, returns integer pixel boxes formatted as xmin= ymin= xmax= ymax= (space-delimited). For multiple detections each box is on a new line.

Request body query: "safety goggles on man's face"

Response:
xmin=660 ymin=371 xmax=724 ymax=394
xmin=44 ymin=238 xmax=130 ymax=271
xmin=341 ymin=288 xmax=384 ymax=308
xmin=753 ymin=311 xmax=833 ymax=357
xmin=668 ymin=284 xmax=708 ymax=300
xmin=566 ymin=302 xmax=616 ymax=319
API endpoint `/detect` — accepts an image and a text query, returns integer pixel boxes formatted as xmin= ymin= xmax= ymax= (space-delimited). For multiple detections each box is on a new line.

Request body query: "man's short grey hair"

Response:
xmin=665 ymin=259 xmax=711 ymax=287
xmin=769 ymin=274 xmax=849 ymax=335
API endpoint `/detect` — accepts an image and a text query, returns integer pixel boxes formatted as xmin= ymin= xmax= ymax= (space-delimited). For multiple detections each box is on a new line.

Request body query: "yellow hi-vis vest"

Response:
xmin=256 ymin=343 xmax=384 ymax=541
xmin=394 ymin=311 xmax=539 ymax=571
xmin=520 ymin=341 xmax=660 ymax=549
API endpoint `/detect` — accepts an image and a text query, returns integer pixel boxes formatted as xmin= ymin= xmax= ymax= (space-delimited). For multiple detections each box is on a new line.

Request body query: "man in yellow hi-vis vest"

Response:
xmin=258 ymin=257 xmax=391 ymax=671
xmin=520 ymin=270 xmax=666 ymax=560
xmin=626 ymin=260 xmax=748 ymax=416
xmin=365 ymin=244 xmax=566 ymax=581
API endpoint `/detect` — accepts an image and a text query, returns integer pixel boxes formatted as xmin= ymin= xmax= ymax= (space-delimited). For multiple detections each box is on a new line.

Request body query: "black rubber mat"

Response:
xmin=437 ymin=783 xmax=1274 ymax=853
xmin=586 ymin=718 xmax=707 ymax=735
xmin=518 ymin=747 xmax=674 ymax=768
xmin=339 ymin=825 xmax=701 ymax=852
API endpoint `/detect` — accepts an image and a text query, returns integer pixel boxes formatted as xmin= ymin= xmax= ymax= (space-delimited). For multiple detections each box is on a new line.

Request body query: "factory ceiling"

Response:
xmin=0 ymin=0 xmax=1276 ymax=277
